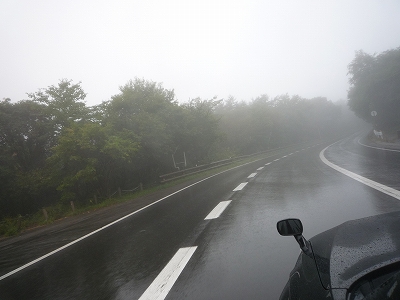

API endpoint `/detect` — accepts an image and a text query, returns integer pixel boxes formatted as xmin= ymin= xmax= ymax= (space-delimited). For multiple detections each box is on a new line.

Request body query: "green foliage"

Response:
xmin=46 ymin=123 xmax=139 ymax=203
xmin=347 ymin=47 xmax=400 ymax=129
xmin=0 ymin=217 xmax=22 ymax=236
xmin=0 ymin=80 xmax=89 ymax=217
xmin=28 ymin=79 xmax=88 ymax=133
xmin=180 ymin=97 xmax=223 ymax=164
xmin=0 ymin=99 xmax=52 ymax=170
xmin=103 ymin=78 xmax=179 ymax=182
xmin=0 ymin=99 xmax=55 ymax=216
xmin=1 ymin=76 xmax=359 ymax=225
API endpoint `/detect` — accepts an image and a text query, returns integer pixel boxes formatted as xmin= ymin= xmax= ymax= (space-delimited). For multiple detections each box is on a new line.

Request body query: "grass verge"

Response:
xmin=0 ymin=152 xmax=273 ymax=239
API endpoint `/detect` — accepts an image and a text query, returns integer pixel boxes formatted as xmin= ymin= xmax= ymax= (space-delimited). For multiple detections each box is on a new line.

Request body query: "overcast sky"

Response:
xmin=1 ymin=1 xmax=400 ymax=106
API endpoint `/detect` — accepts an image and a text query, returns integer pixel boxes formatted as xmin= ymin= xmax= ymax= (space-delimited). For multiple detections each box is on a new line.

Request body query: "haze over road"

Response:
xmin=1 ymin=133 xmax=400 ymax=299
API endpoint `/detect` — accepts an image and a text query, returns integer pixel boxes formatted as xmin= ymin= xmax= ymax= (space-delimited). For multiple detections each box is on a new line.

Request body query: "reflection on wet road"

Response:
xmin=1 ymin=134 xmax=400 ymax=299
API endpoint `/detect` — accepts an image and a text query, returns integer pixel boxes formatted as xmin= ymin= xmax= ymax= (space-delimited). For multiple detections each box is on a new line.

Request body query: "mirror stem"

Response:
xmin=294 ymin=234 xmax=313 ymax=258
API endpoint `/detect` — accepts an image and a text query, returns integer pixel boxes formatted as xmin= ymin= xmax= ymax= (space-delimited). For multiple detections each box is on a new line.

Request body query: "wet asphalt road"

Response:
xmin=1 ymin=133 xmax=400 ymax=299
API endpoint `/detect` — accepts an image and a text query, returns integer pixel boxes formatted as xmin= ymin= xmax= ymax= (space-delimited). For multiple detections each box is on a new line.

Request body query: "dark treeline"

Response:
xmin=1 ymin=78 xmax=361 ymax=218
xmin=348 ymin=46 xmax=400 ymax=130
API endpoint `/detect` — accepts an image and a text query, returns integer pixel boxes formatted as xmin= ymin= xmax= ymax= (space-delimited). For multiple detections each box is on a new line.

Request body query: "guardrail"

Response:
xmin=158 ymin=141 xmax=311 ymax=183
xmin=159 ymin=158 xmax=234 ymax=182
xmin=158 ymin=147 xmax=287 ymax=183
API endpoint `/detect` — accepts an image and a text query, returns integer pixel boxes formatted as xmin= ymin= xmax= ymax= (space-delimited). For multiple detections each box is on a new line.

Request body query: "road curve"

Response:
xmin=1 ymin=135 xmax=400 ymax=299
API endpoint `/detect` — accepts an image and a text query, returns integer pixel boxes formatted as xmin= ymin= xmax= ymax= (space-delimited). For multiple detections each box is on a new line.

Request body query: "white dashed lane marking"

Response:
xmin=139 ymin=144 xmax=321 ymax=300
xmin=233 ymin=182 xmax=248 ymax=191
xmin=204 ymin=201 xmax=232 ymax=220
xmin=139 ymin=247 xmax=197 ymax=300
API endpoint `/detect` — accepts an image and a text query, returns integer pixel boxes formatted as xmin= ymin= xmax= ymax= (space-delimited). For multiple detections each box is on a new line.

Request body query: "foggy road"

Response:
xmin=1 ymin=134 xmax=400 ymax=299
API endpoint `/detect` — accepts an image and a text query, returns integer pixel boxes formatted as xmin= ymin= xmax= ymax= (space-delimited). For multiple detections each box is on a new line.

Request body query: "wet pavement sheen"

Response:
xmin=1 ymin=134 xmax=400 ymax=299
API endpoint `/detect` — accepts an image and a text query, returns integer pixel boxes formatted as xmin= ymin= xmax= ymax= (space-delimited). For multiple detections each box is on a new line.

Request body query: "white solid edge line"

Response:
xmin=358 ymin=138 xmax=400 ymax=153
xmin=320 ymin=144 xmax=400 ymax=200
xmin=0 ymin=154 xmax=270 ymax=281
xmin=233 ymin=182 xmax=248 ymax=191
xmin=139 ymin=246 xmax=197 ymax=300
xmin=204 ymin=200 xmax=232 ymax=220
xmin=247 ymin=173 xmax=257 ymax=178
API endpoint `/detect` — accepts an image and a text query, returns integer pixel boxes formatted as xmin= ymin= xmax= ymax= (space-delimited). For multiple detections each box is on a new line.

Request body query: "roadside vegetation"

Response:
xmin=347 ymin=46 xmax=400 ymax=132
xmin=1 ymin=63 xmax=370 ymax=237
xmin=0 ymin=152 xmax=279 ymax=237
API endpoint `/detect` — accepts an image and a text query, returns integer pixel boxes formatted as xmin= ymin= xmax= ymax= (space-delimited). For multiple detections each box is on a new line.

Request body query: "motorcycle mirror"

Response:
xmin=277 ymin=218 xmax=313 ymax=258
xmin=277 ymin=218 xmax=303 ymax=236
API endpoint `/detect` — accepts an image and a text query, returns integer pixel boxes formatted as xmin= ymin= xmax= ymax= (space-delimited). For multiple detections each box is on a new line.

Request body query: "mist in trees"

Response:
xmin=347 ymin=47 xmax=400 ymax=130
xmin=215 ymin=94 xmax=355 ymax=155
xmin=1 ymin=78 xmax=361 ymax=218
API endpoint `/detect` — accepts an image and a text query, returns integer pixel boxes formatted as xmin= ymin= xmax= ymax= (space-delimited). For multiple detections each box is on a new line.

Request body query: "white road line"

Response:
xmin=358 ymin=138 xmax=400 ymax=153
xmin=139 ymin=247 xmax=197 ymax=300
xmin=256 ymin=167 xmax=264 ymax=171
xmin=204 ymin=201 xmax=232 ymax=220
xmin=248 ymin=173 xmax=257 ymax=178
xmin=265 ymin=163 xmax=271 ymax=166
xmin=0 ymin=155 xmax=270 ymax=281
xmin=0 ymin=187 xmax=197 ymax=281
xmin=282 ymin=155 xmax=287 ymax=158
xmin=273 ymin=158 xmax=280 ymax=161
xmin=233 ymin=182 xmax=248 ymax=191
xmin=288 ymin=153 xmax=293 ymax=155
xmin=320 ymin=145 xmax=400 ymax=200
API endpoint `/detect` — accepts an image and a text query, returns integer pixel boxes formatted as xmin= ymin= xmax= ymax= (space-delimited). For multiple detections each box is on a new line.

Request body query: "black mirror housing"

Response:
xmin=277 ymin=218 xmax=303 ymax=236
xmin=277 ymin=218 xmax=313 ymax=258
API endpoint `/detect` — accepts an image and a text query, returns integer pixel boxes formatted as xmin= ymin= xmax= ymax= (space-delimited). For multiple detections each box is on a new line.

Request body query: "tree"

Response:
xmin=215 ymin=96 xmax=252 ymax=154
xmin=28 ymin=79 xmax=88 ymax=135
xmin=0 ymin=77 xmax=362 ymax=219
xmin=180 ymin=97 xmax=223 ymax=164
xmin=242 ymin=95 xmax=274 ymax=153
xmin=46 ymin=122 xmax=139 ymax=203
xmin=0 ymin=99 xmax=55 ymax=216
xmin=268 ymin=94 xmax=306 ymax=145
xmin=103 ymin=78 xmax=179 ymax=182
xmin=0 ymin=99 xmax=53 ymax=170
xmin=1 ymin=80 xmax=90 ymax=216
xmin=347 ymin=47 xmax=400 ymax=129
